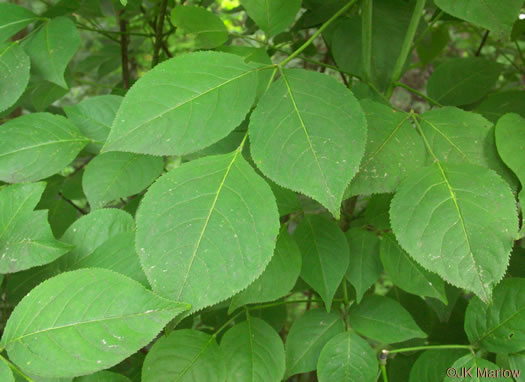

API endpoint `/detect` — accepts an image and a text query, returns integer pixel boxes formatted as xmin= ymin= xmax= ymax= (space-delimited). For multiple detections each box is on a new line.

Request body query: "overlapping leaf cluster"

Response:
xmin=0 ymin=0 xmax=524 ymax=381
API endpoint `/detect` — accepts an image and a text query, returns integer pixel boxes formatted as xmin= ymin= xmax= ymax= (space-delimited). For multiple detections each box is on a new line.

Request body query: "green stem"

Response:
xmin=394 ymin=82 xmax=442 ymax=106
xmin=380 ymin=363 xmax=389 ymax=382
xmin=361 ymin=0 xmax=373 ymax=81
xmin=385 ymin=344 xmax=473 ymax=354
xmin=0 ymin=354 xmax=34 ymax=382
xmin=279 ymin=0 xmax=357 ymax=67
xmin=386 ymin=0 xmax=426 ymax=98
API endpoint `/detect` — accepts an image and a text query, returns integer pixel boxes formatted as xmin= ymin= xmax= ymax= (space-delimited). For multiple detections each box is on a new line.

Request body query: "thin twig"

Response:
xmin=58 ymin=193 xmax=87 ymax=215
xmin=118 ymin=10 xmax=130 ymax=89
xmin=152 ymin=0 xmax=169 ymax=67
xmin=475 ymin=30 xmax=489 ymax=56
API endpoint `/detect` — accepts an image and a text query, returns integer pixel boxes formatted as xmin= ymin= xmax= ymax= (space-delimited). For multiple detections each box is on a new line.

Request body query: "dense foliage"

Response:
xmin=1 ymin=0 xmax=525 ymax=381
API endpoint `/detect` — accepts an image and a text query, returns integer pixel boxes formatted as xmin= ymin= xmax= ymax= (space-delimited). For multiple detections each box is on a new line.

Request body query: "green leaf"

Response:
xmin=294 ymin=215 xmax=349 ymax=310
xmin=416 ymin=24 xmax=449 ymax=66
xmin=465 ymin=278 xmax=525 ymax=354
xmin=75 ymin=371 xmax=131 ymax=382
xmin=74 ymin=232 xmax=149 ymax=287
xmin=119 ymin=0 xmax=128 ymax=6
xmin=508 ymin=353 xmax=525 ymax=382
xmin=64 ymin=95 xmax=123 ymax=153
xmin=230 ymin=229 xmax=301 ymax=311
xmin=285 ymin=310 xmax=345 ymax=378
xmin=0 ymin=43 xmax=30 ymax=113
xmin=390 ymin=163 xmax=518 ymax=302
xmin=58 ymin=209 xmax=136 ymax=270
xmin=475 ymin=91 xmax=525 ymax=123
xmin=363 ymin=193 xmax=393 ymax=231
xmin=249 ymin=69 xmax=367 ymax=218
xmin=435 ymin=0 xmax=523 ymax=38
xmin=409 ymin=349 xmax=470 ymax=382
xmin=380 ymin=233 xmax=447 ymax=303
xmin=0 ymin=268 xmax=190 ymax=378
xmin=23 ymin=17 xmax=80 ymax=88
xmin=317 ymin=331 xmax=378 ymax=382
xmin=83 ymin=152 xmax=164 ymax=209
xmin=0 ymin=3 xmax=36 ymax=42
xmin=136 ymin=151 xmax=279 ymax=313
xmin=344 ymin=227 xmax=382 ymax=303
xmin=495 ymin=113 xmax=525 ymax=185
xmin=171 ymin=6 xmax=228 ymax=49
xmin=348 ymin=295 xmax=427 ymax=343
xmin=346 ymin=101 xmax=427 ymax=196
xmin=0 ymin=356 xmax=14 ymax=382
xmin=444 ymin=354 xmax=511 ymax=381
xmin=104 ymin=52 xmax=261 ymax=155
xmin=0 ymin=113 xmax=89 ymax=183
xmin=240 ymin=0 xmax=301 ymax=36
xmin=0 ymin=183 xmax=72 ymax=274
xmin=426 ymin=58 xmax=501 ymax=106
xmin=220 ymin=317 xmax=285 ymax=382
xmin=330 ymin=0 xmax=419 ymax=91
xmin=142 ymin=329 xmax=226 ymax=382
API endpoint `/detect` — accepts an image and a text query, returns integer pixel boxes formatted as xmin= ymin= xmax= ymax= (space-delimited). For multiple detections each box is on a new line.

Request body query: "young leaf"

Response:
xmin=249 ymin=69 xmax=367 ymax=218
xmin=409 ymin=349 xmax=470 ymax=382
xmin=317 ymin=331 xmax=378 ymax=382
xmin=0 ymin=183 xmax=72 ymax=274
xmin=380 ymin=233 xmax=447 ymax=303
xmin=104 ymin=52 xmax=262 ymax=156
xmin=443 ymin=354 xmax=510 ymax=381
xmin=136 ymin=151 xmax=279 ymax=313
xmin=23 ymin=17 xmax=80 ymax=88
xmin=426 ymin=58 xmax=501 ymax=106
xmin=495 ymin=113 xmax=525 ymax=184
xmin=74 ymin=232 xmax=149 ymax=287
xmin=0 ymin=356 xmax=14 ymax=382
xmin=58 ymin=209 xmax=135 ymax=270
xmin=82 ymin=152 xmax=164 ymax=209
xmin=348 ymin=295 xmax=427 ymax=343
xmin=345 ymin=227 xmax=382 ymax=303
xmin=475 ymin=91 xmax=525 ymax=123
xmin=0 ymin=43 xmax=30 ymax=113
xmin=0 ymin=113 xmax=89 ymax=183
xmin=294 ymin=215 xmax=349 ymax=310
xmin=0 ymin=3 xmax=36 ymax=42
xmin=229 ymin=229 xmax=302 ymax=311
xmin=240 ymin=0 xmax=301 ymax=36
xmin=76 ymin=371 xmax=131 ymax=382
xmin=220 ymin=317 xmax=285 ymax=382
xmin=434 ymin=0 xmax=523 ymax=38
xmin=390 ymin=163 xmax=518 ymax=303
xmin=465 ymin=278 xmax=525 ymax=354
xmin=0 ymin=268 xmax=190 ymax=378
xmin=346 ymin=101 xmax=427 ymax=196
xmin=171 ymin=6 xmax=228 ymax=49
xmin=508 ymin=354 xmax=525 ymax=382
xmin=64 ymin=95 xmax=123 ymax=153
xmin=285 ymin=310 xmax=345 ymax=378
xmin=142 ymin=329 xmax=226 ymax=382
